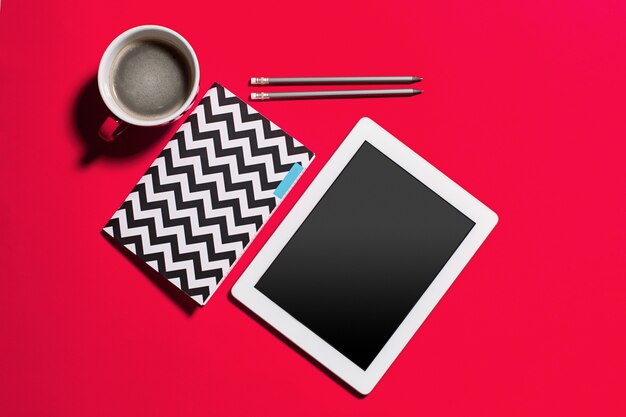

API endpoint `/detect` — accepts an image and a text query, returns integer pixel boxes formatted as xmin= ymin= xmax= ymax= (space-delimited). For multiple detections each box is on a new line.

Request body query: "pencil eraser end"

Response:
xmin=250 ymin=92 xmax=259 ymax=100
xmin=250 ymin=77 xmax=258 ymax=85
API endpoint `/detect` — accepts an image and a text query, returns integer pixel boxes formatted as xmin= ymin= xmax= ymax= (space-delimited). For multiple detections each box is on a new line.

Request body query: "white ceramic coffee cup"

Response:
xmin=97 ymin=25 xmax=200 ymax=141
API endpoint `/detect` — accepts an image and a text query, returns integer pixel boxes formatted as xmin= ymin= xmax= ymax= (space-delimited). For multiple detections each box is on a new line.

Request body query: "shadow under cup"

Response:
xmin=98 ymin=25 xmax=200 ymax=129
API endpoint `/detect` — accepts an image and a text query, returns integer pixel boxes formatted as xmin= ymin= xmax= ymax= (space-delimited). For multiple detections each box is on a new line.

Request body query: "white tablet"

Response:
xmin=231 ymin=118 xmax=498 ymax=394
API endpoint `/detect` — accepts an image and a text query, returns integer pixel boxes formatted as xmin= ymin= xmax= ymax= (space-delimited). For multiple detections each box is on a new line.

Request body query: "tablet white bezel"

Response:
xmin=231 ymin=117 xmax=498 ymax=395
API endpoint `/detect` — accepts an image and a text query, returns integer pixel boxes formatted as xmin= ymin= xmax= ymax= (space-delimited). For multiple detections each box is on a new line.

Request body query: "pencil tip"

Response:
xmin=413 ymin=89 xmax=423 ymax=95
xmin=413 ymin=76 xmax=423 ymax=83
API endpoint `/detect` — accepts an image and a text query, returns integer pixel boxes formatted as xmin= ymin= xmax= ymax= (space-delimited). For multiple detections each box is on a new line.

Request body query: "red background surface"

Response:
xmin=1 ymin=0 xmax=625 ymax=415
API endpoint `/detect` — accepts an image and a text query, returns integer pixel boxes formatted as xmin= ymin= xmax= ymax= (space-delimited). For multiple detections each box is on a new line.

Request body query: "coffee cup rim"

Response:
xmin=98 ymin=25 xmax=200 ymax=127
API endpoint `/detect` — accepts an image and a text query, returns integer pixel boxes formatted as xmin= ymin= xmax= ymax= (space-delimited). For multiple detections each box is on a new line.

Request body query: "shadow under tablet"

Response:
xmin=254 ymin=142 xmax=475 ymax=370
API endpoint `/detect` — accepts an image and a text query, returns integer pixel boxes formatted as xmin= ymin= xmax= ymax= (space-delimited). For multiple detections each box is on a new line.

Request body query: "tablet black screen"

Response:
xmin=255 ymin=142 xmax=475 ymax=370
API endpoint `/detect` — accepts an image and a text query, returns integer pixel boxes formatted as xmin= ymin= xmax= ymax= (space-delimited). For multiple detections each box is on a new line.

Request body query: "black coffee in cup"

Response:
xmin=109 ymin=40 xmax=194 ymax=121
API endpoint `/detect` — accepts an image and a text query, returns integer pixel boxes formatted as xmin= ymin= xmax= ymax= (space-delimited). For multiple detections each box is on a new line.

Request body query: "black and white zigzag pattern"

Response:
xmin=103 ymin=83 xmax=314 ymax=305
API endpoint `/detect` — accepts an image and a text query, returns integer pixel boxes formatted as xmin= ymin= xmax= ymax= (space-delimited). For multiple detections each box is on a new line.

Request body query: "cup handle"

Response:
xmin=99 ymin=115 xmax=129 ymax=142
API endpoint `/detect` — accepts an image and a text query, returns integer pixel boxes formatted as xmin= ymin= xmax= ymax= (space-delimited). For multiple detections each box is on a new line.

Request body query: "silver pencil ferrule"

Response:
xmin=250 ymin=92 xmax=270 ymax=100
xmin=250 ymin=77 xmax=270 ymax=85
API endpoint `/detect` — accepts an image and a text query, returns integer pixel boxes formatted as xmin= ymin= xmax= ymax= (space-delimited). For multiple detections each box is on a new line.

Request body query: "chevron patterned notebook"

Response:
xmin=103 ymin=83 xmax=314 ymax=305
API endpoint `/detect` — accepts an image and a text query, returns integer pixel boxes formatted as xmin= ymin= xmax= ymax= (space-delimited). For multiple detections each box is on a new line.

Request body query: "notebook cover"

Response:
xmin=103 ymin=82 xmax=314 ymax=305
